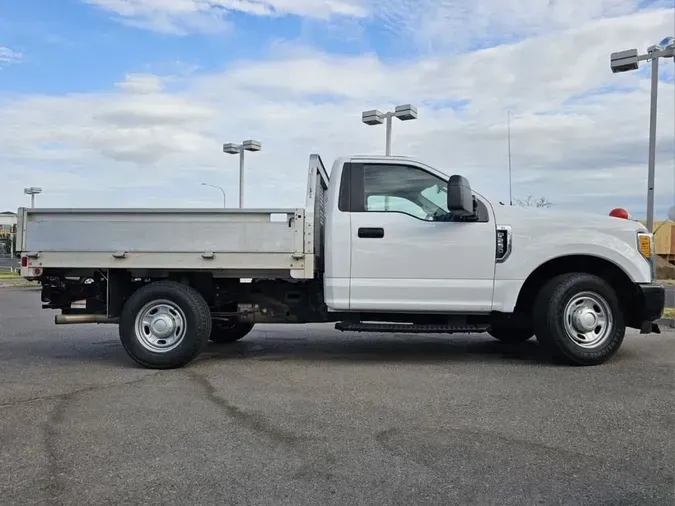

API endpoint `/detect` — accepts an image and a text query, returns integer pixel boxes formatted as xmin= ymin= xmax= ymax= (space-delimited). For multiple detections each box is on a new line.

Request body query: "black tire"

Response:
xmin=119 ymin=280 xmax=212 ymax=369
xmin=534 ymin=273 xmax=625 ymax=366
xmin=210 ymin=320 xmax=254 ymax=343
xmin=488 ymin=326 xmax=534 ymax=343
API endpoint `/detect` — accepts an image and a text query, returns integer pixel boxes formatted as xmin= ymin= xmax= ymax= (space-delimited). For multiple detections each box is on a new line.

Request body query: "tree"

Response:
xmin=2 ymin=225 xmax=17 ymax=256
xmin=515 ymin=195 xmax=552 ymax=208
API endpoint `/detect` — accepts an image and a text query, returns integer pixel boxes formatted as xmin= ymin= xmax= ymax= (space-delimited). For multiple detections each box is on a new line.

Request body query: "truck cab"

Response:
xmin=322 ymin=155 xmax=659 ymax=309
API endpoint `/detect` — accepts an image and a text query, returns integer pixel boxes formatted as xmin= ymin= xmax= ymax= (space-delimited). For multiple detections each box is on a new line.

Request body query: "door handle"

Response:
xmin=358 ymin=227 xmax=384 ymax=238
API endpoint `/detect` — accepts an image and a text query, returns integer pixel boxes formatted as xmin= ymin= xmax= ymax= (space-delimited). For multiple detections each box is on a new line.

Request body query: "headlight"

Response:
xmin=637 ymin=232 xmax=654 ymax=259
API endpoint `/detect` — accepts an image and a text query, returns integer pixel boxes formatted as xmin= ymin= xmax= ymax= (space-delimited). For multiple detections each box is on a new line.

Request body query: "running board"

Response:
xmin=335 ymin=322 xmax=490 ymax=334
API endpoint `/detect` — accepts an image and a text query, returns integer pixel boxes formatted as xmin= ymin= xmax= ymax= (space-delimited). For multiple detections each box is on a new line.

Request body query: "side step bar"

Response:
xmin=55 ymin=314 xmax=119 ymax=325
xmin=335 ymin=322 xmax=490 ymax=334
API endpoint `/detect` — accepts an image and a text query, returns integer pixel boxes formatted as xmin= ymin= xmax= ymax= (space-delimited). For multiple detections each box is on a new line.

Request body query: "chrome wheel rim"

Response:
xmin=563 ymin=291 xmax=613 ymax=349
xmin=134 ymin=300 xmax=187 ymax=353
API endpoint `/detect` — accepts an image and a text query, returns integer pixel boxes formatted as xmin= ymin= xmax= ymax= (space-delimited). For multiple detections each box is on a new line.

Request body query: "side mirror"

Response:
xmin=447 ymin=175 xmax=476 ymax=219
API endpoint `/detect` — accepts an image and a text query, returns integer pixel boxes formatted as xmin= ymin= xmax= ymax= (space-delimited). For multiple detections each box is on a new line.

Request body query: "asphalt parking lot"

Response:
xmin=1 ymin=288 xmax=673 ymax=505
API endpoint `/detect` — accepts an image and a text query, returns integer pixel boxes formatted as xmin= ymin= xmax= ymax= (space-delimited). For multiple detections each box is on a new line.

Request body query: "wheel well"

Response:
xmin=514 ymin=255 xmax=639 ymax=322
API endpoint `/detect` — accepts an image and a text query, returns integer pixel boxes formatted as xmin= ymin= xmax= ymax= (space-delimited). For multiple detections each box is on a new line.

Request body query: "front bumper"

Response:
xmin=634 ymin=283 xmax=665 ymax=334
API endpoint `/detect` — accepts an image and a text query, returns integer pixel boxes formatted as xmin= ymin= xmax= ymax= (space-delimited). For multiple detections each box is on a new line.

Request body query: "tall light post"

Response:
xmin=610 ymin=36 xmax=675 ymax=234
xmin=24 ymin=187 xmax=42 ymax=208
xmin=200 ymin=183 xmax=226 ymax=208
xmin=223 ymin=140 xmax=262 ymax=208
xmin=362 ymin=104 xmax=418 ymax=156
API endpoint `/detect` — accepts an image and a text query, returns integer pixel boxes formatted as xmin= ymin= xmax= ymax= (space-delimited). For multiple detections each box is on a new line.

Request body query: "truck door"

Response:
xmin=347 ymin=162 xmax=496 ymax=313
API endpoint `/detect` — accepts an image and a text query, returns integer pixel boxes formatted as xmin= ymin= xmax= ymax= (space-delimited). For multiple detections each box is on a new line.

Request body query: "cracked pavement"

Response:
xmin=1 ymin=288 xmax=674 ymax=505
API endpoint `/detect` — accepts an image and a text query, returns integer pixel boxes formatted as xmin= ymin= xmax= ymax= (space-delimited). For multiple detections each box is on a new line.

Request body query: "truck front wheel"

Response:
xmin=210 ymin=320 xmax=254 ymax=343
xmin=534 ymin=273 xmax=626 ymax=366
xmin=119 ymin=281 xmax=212 ymax=369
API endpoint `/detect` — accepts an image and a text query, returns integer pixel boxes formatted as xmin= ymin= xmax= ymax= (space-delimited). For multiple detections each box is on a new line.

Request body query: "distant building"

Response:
xmin=639 ymin=220 xmax=674 ymax=264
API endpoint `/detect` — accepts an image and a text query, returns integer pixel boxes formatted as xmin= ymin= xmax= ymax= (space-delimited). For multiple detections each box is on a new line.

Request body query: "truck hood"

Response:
xmin=490 ymin=204 xmax=648 ymax=235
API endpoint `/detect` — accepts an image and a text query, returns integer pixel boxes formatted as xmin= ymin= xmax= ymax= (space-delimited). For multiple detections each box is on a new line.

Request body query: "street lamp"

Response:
xmin=362 ymin=104 xmax=418 ymax=156
xmin=23 ymin=187 xmax=42 ymax=208
xmin=223 ymin=139 xmax=262 ymax=208
xmin=610 ymin=36 xmax=675 ymax=234
xmin=200 ymin=183 xmax=226 ymax=208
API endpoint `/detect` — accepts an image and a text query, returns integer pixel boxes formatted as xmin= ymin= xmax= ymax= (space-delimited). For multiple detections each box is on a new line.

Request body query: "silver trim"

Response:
xmin=496 ymin=225 xmax=512 ymax=263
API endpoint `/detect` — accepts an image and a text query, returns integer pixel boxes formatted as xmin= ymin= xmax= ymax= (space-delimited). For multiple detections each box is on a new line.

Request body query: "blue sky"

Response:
xmin=1 ymin=0 xmax=279 ymax=93
xmin=0 ymin=0 xmax=673 ymax=218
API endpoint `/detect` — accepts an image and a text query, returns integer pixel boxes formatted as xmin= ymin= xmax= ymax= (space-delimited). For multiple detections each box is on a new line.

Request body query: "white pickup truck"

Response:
xmin=17 ymin=154 xmax=665 ymax=369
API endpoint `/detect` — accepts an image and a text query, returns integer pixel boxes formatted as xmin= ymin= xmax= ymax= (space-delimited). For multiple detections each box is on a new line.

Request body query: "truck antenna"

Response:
xmin=507 ymin=110 xmax=513 ymax=206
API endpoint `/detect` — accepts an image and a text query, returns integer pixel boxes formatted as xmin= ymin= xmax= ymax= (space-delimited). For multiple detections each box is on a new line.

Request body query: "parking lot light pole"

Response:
xmin=200 ymin=183 xmax=226 ymax=208
xmin=362 ymin=105 xmax=418 ymax=156
xmin=23 ymin=187 xmax=42 ymax=208
xmin=610 ymin=37 xmax=675 ymax=234
xmin=223 ymin=140 xmax=262 ymax=208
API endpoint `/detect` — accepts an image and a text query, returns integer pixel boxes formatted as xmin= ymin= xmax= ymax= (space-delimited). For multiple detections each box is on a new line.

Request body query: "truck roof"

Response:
xmin=331 ymin=155 xmax=423 ymax=171
xmin=348 ymin=155 xmax=419 ymax=162
xmin=331 ymin=155 xmax=438 ymax=176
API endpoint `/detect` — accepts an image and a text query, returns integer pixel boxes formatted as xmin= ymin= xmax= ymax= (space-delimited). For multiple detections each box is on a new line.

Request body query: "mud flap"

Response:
xmin=640 ymin=321 xmax=661 ymax=335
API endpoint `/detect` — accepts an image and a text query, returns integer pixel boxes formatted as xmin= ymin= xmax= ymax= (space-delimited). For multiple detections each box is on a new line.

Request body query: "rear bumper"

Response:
xmin=633 ymin=283 xmax=665 ymax=334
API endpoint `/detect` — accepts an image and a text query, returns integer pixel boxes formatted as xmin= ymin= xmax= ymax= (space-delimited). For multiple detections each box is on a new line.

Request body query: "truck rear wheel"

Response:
xmin=119 ymin=281 xmax=212 ymax=369
xmin=534 ymin=273 xmax=625 ymax=366
xmin=210 ymin=320 xmax=254 ymax=343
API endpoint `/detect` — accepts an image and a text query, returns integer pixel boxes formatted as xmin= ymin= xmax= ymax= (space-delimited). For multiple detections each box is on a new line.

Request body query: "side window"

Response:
xmin=366 ymin=196 xmax=428 ymax=219
xmin=349 ymin=162 xmax=490 ymax=222
xmin=363 ymin=164 xmax=448 ymax=221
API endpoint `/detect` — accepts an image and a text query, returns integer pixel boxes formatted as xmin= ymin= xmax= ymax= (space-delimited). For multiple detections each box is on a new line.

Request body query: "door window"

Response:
xmin=363 ymin=164 xmax=449 ymax=221
xmin=366 ymin=195 xmax=429 ymax=219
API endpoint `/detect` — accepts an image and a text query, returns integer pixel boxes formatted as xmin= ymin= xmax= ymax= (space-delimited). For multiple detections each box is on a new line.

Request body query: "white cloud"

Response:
xmin=80 ymin=0 xmax=665 ymax=54
xmin=1 ymin=8 xmax=674 ymax=218
xmin=0 ymin=46 xmax=22 ymax=65
xmin=83 ymin=0 xmax=368 ymax=33
xmin=394 ymin=0 xmax=643 ymax=52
